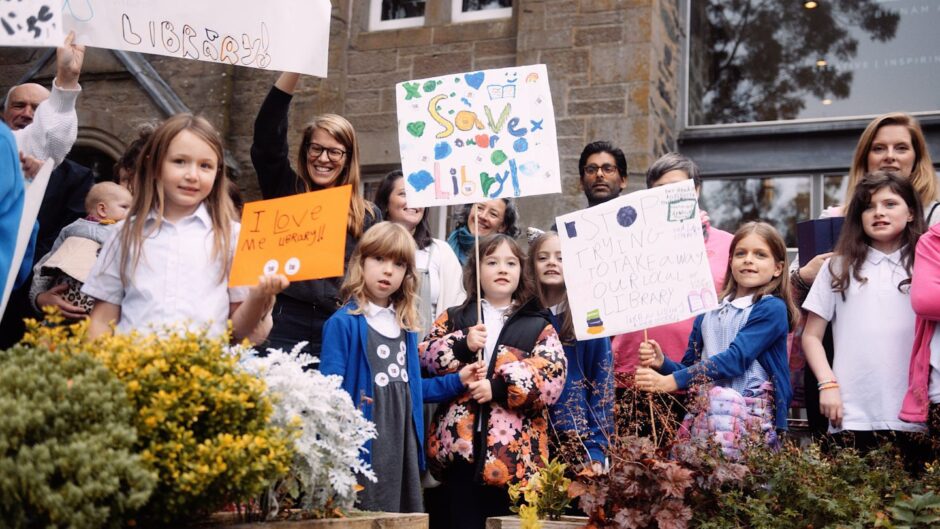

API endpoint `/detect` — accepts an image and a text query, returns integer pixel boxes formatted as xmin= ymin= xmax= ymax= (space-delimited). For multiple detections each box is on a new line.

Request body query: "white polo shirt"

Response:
xmin=803 ymin=248 xmax=924 ymax=433
xmin=83 ymin=205 xmax=247 ymax=338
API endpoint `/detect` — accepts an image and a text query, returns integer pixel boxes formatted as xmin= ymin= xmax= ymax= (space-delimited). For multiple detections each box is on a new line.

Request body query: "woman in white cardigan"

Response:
xmin=373 ymin=170 xmax=466 ymax=337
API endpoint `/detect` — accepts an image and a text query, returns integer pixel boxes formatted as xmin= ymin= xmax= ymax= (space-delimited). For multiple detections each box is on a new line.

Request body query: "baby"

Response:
xmin=31 ymin=181 xmax=132 ymax=318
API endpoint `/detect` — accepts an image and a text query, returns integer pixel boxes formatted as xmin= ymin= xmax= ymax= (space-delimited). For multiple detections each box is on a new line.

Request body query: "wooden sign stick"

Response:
xmin=475 ymin=204 xmax=483 ymax=364
xmin=645 ymin=328 xmax=658 ymax=446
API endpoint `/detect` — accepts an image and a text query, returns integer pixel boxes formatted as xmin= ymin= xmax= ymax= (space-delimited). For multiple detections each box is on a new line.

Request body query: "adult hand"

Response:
xmin=36 ymin=283 xmax=88 ymax=319
xmin=56 ymin=31 xmax=86 ymax=89
xmin=634 ymin=367 xmax=678 ymax=393
xmin=819 ymin=387 xmax=844 ymax=429
xmin=638 ymin=339 xmax=664 ymax=369
xmin=466 ymin=323 xmax=487 ymax=353
xmin=274 ymin=72 xmax=300 ymax=94
xmin=19 ymin=152 xmax=42 ymax=180
xmin=798 ymin=252 xmax=834 ymax=285
xmin=468 ymin=379 xmax=493 ymax=403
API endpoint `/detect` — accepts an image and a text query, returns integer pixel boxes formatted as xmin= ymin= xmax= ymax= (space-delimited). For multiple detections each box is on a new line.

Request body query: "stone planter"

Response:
xmin=486 ymin=515 xmax=589 ymax=528
xmin=205 ymin=512 xmax=428 ymax=529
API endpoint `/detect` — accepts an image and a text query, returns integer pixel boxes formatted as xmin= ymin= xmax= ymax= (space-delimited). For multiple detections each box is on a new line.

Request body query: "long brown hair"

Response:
xmin=846 ymin=112 xmax=937 ymax=208
xmin=297 ymin=114 xmax=376 ymax=239
xmin=118 ymin=114 xmax=236 ymax=284
xmin=830 ymin=171 xmax=925 ymax=298
xmin=527 ymin=231 xmax=575 ymax=343
xmin=720 ymin=222 xmax=799 ymax=329
xmin=461 ymin=234 xmax=533 ymax=319
xmin=340 ymin=221 xmax=420 ymax=331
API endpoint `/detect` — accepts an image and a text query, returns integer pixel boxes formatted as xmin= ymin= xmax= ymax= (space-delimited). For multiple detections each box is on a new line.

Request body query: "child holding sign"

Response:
xmin=319 ymin=221 xmax=477 ymax=513
xmin=804 ymin=172 xmax=927 ymax=452
xmin=636 ymin=222 xmax=797 ymax=456
xmin=528 ymin=231 xmax=613 ymax=471
xmin=420 ymin=234 xmax=567 ymax=529
xmin=83 ymin=114 xmax=286 ymax=342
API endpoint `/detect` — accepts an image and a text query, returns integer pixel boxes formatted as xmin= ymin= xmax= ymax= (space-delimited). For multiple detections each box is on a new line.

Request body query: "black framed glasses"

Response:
xmin=306 ymin=143 xmax=347 ymax=162
xmin=584 ymin=163 xmax=619 ymax=176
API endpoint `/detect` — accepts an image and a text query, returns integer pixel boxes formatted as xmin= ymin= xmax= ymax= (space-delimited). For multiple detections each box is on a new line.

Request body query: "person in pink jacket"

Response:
xmin=900 ymin=221 xmax=940 ymax=442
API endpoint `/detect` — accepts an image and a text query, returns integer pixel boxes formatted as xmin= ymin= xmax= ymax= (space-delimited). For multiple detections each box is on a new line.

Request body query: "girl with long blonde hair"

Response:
xmin=320 ymin=221 xmax=476 ymax=514
xmin=84 ymin=114 xmax=285 ymax=341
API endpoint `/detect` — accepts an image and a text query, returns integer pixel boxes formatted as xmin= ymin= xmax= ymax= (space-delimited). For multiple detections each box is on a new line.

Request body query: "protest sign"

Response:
xmin=62 ymin=0 xmax=331 ymax=77
xmin=556 ymin=180 xmax=718 ymax=341
xmin=1 ymin=159 xmax=52 ymax=318
xmin=0 ymin=0 xmax=62 ymax=47
xmin=395 ymin=64 xmax=560 ymax=208
xmin=229 ymin=185 xmax=351 ymax=287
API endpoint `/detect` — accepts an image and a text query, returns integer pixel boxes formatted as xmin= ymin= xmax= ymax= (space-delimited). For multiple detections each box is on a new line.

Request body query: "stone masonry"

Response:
xmin=0 ymin=0 xmax=682 ymax=232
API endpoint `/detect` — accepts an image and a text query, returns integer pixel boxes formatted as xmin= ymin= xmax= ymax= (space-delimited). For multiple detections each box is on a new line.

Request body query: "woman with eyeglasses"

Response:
xmin=446 ymin=199 xmax=521 ymax=266
xmin=251 ymin=71 xmax=381 ymax=358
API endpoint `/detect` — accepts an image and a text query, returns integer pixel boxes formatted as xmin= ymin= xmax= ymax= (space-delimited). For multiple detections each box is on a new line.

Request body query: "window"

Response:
xmin=369 ymin=0 xmax=426 ymax=31
xmin=686 ymin=0 xmax=940 ymax=126
xmin=700 ymin=175 xmax=811 ymax=248
xmin=452 ymin=0 xmax=512 ymax=23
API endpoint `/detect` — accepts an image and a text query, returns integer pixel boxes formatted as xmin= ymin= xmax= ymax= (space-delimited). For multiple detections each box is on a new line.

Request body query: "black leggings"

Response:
xmin=443 ymin=461 xmax=511 ymax=529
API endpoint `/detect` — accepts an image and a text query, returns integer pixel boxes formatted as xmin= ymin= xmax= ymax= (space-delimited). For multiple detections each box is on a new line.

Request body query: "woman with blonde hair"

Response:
xmin=251 ymin=71 xmax=381 ymax=357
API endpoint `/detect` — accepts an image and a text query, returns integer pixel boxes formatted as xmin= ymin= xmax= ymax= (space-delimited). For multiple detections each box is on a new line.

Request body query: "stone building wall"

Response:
xmin=0 ymin=0 xmax=683 ymax=231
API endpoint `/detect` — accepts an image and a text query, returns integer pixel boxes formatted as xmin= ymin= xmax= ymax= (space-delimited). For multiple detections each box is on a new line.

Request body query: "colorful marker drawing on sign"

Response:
xmin=0 ymin=0 xmax=62 ymax=47
xmin=555 ymin=180 xmax=718 ymax=341
xmin=395 ymin=64 xmax=561 ymax=208
xmin=229 ymin=185 xmax=351 ymax=287
xmin=62 ymin=0 xmax=330 ymax=77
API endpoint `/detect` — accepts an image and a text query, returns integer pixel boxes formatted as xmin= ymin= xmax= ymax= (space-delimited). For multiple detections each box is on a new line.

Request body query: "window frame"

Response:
xmin=368 ymin=0 xmax=426 ymax=32
xmin=450 ymin=0 xmax=512 ymax=23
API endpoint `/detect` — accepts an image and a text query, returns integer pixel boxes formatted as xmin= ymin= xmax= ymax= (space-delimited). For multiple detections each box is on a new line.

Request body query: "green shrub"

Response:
xmin=23 ymin=318 xmax=294 ymax=526
xmin=0 ymin=344 xmax=155 ymax=529
xmin=694 ymin=443 xmax=909 ymax=529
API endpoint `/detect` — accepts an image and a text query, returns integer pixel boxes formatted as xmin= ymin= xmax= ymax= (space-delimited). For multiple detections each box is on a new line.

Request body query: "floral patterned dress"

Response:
xmin=419 ymin=299 xmax=567 ymax=487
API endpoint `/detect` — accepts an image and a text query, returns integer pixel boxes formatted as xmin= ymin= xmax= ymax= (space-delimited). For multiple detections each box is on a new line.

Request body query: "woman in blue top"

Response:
xmin=635 ymin=222 xmax=798 ymax=456
xmin=528 ymin=231 xmax=614 ymax=469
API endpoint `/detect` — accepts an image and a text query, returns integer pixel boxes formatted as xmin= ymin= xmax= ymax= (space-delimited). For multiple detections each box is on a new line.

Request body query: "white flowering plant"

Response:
xmin=236 ymin=343 xmax=377 ymax=517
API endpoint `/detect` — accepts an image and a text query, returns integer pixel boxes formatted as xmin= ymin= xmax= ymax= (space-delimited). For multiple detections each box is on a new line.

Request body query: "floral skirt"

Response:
xmin=677 ymin=382 xmax=777 ymax=459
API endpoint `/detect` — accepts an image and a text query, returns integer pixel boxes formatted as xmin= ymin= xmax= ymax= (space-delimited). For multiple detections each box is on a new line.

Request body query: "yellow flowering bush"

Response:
xmin=23 ymin=318 xmax=293 ymax=525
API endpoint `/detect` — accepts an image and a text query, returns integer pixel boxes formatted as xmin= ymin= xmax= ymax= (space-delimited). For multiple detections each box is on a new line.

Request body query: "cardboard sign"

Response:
xmin=1 ymin=159 xmax=52 ymax=317
xmin=0 ymin=0 xmax=62 ymax=46
xmin=62 ymin=0 xmax=331 ymax=77
xmin=229 ymin=185 xmax=351 ymax=287
xmin=395 ymin=64 xmax=561 ymax=208
xmin=556 ymin=180 xmax=718 ymax=340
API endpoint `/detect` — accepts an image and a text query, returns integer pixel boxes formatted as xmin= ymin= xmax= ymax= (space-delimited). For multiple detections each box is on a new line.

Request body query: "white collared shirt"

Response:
xmin=364 ymin=301 xmax=401 ymax=338
xmin=482 ymin=299 xmax=509 ymax=366
xmin=82 ymin=204 xmax=247 ymax=338
xmin=803 ymin=247 xmax=922 ymax=432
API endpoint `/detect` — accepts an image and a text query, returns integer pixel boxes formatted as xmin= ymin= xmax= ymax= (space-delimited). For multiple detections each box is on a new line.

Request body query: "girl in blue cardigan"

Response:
xmin=320 ymin=222 xmax=477 ymax=513
xmin=635 ymin=222 xmax=798 ymax=456
xmin=528 ymin=231 xmax=613 ymax=471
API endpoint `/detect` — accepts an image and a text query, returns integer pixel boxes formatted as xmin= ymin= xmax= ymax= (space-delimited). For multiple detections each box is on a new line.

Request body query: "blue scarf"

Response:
xmin=447 ymin=225 xmax=474 ymax=266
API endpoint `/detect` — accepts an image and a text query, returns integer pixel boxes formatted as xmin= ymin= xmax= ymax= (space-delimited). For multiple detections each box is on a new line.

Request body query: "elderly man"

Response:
xmin=5 ymin=32 xmax=84 ymax=167
xmin=0 ymin=32 xmax=91 ymax=345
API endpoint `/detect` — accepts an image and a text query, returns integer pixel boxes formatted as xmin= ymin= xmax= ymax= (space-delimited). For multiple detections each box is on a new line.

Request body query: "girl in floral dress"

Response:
xmin=420 ymin=234 xmax=567 ymax=529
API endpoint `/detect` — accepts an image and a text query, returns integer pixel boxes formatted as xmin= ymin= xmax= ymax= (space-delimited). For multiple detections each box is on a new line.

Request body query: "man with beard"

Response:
xmin=579 ymin=141 xmax=627 ymax=208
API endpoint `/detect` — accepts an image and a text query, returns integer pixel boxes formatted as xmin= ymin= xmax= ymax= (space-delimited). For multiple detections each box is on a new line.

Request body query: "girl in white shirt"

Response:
xmin=83 ymin=114 xmax=285 ymax=341
xmin=803 ymin=171 xmax=927 ymax=452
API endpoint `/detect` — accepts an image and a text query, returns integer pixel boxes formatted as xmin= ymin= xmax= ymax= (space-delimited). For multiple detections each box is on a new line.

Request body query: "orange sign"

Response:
xmin=229 ymin=185 xmax=352 ymax=287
